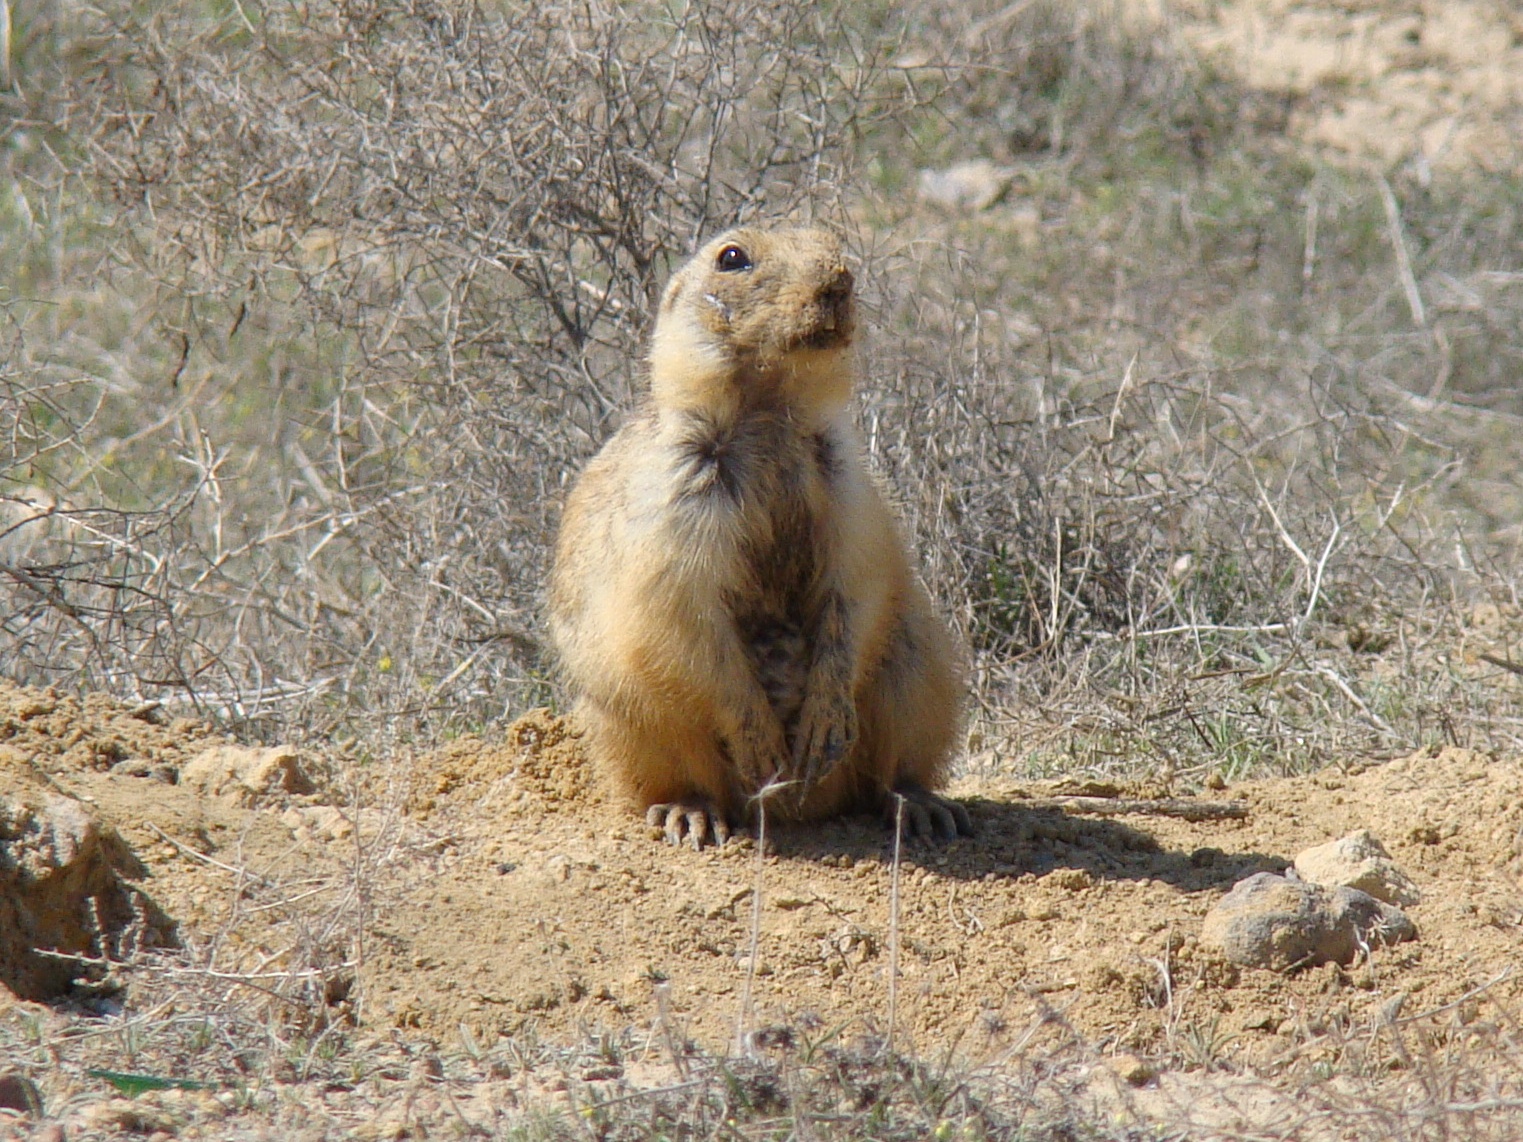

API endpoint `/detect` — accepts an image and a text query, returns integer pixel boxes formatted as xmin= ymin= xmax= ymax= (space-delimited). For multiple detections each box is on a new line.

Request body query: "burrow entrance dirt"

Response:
xmin=5 ymin=680 xmax=1521 ymax=1072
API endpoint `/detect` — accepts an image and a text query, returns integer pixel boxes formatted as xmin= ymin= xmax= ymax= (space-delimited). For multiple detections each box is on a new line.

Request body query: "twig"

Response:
xmin=1254 ymin=479 xmax=1341 ymax=631
xmin=1093 ymin=621 xmax=1291 ymax=641
xmin=1023 ymin=796 xmax=1248 ymax=821
xmin=1316 ymin=665 xmax=1402 ymax=741
xmin=1104 ymin=353 xmax=1137 ymax=444
xmin=31 ymin=948 xmax=346 ymax=1008
xmin=653 ymin=983 xmax=690 ymax=1080
xmin=1302 ymin=179 xmax=1319 ymax=287
xmin=886 ymin=793 xmax=904 ymax=1055
xmin=144 ymin=821 xmax=276 ymax=887
xmin=1478 ymin=652 xmax=1523 ymax=677
xmin=734 ymin=795 xmax=768 ymax=1056
xmin=0 ymin=0 xmax=11 ymax=92
xmin=1391 ymin=968 xmax=1513 ymax=1026
xmin=33 ymin=949 xmax=352 ymax=982
xmin=1304 ymin=513 xmax=1341 ymax=629
xmin=1378 ymin=174 xmax=1426 ymax=328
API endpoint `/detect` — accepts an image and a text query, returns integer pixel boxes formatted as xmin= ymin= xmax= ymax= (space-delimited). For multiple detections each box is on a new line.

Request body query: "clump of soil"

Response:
xmin=410 ymin=709 xmax=594 ymax=816
xmin=0 ymin=681 xmax=228 ymax=776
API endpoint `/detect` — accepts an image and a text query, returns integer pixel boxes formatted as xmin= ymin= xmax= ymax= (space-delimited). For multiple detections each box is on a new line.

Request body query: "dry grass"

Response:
xmin=2 ymin=0 xmax=874 ymax=741
xmin=7 ymin=949 xmax=1523 ymax=1139
xmin=856 ymin=0 xmax=1523 ymax=778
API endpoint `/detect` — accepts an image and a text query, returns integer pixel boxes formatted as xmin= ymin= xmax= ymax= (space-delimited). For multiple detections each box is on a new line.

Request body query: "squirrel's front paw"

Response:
xmin=791 ymin=692 xmax=857 ymax=792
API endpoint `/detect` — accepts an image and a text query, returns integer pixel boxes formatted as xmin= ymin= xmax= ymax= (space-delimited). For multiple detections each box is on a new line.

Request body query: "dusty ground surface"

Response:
xmin=372 ymin=710 xmax=1523 ymax=1066
xmin=1151 ymin=0 xmax=1523 ymax=174
xmin=0 ymin=685 xmax=356 ymax=997
xmin=4 ymin=670 xmax=1523 ymax=1134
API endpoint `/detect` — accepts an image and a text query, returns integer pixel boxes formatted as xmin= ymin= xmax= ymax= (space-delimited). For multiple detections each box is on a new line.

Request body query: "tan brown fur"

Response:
xmin=548 ymin=227 xmax=969 ymax=846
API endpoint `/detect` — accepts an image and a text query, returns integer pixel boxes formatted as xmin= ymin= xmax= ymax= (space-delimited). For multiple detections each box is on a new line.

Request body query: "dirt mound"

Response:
xmin=0 ymin=680 xmax=353 ymax=1009
xmin=410 ymin=709 xmax=595 ymax=817
xmin=0 ymin=680 xmax=228 ymax=778
xmin=3 ymin=679 xmax=1521 ymax=1079
xmin=363 ymin=715 xmax=1523 ymax=1069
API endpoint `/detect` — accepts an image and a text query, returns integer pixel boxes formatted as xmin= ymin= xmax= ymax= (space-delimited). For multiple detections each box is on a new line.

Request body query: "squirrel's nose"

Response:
xmin=817 ymin=267 xmax=854 ymax=328
xmin=819 ymin=266 xmax=854 ymax=305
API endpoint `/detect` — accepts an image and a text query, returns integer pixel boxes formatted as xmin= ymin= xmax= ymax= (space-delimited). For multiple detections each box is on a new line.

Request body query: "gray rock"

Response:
xmin=1328 ymin=882 xmax=1418 ymax=955
xmin=1294 ymin=829 xmax=1421 ymax=906
xmin=1201 ymin=871 xmax=1416 ymax=970
xmin=917 ymin=160 xmax=1015 ymax=211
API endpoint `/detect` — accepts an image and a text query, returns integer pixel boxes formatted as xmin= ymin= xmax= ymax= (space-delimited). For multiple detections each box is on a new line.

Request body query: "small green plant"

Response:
xmin=87 ymin=1069 xmax=218 ymax=1097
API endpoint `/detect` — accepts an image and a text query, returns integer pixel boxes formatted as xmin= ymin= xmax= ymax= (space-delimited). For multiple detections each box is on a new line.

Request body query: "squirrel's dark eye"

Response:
xmin=716 ymin=244 xmax=752 ymax=273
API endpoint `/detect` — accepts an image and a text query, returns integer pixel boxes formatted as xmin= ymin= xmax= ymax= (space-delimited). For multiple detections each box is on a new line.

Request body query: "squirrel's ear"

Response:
xmin=660 ymin=272 xmax=687 ymax=315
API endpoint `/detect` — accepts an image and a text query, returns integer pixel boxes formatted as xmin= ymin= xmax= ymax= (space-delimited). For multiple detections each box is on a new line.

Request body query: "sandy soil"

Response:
xmin=370 ymin=715 xmax=1523 ymax=1066
xmin=1151 ymin=0 xmax=1523 ymax=174
xmin=6 ymin=681 xmax=1522 ymax=1084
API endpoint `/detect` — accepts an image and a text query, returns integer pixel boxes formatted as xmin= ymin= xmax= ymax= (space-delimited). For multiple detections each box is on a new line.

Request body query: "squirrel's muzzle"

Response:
xmin=807 ymin=266 xmax=855 ymax=346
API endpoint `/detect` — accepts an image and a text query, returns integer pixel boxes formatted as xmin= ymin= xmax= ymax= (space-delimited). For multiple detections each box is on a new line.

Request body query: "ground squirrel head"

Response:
xmin=649 ymin=227 xmax=856 ymax=425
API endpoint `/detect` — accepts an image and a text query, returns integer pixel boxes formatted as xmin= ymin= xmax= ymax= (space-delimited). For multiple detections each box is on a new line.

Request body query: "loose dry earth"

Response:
xmin=4 ymin=666 xmax=1523 ymax=1136
xmin=379 ymin=711 xmax=1523 ymax=1062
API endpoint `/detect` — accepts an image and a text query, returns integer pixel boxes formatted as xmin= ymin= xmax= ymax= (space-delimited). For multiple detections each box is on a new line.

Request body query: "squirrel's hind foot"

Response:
xmin=885 ymin=784 xmax=973 ymax=843
xmin=646 ymin=798 xmax=735 ymax=851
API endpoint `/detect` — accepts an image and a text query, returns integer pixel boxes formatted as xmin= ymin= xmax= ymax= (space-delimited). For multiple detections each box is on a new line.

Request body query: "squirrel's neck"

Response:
xmin=650 ymin=352 xmax=854 ymax=438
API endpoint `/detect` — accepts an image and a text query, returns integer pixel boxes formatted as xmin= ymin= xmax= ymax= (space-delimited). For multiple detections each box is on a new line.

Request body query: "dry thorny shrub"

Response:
xmin=856 ymin=1 xmax=1522 ymax=775
xmin=1 ymin=0 xmax=1520 ymax=769
xmin=1 ymin=0 xmax=872 ymax=735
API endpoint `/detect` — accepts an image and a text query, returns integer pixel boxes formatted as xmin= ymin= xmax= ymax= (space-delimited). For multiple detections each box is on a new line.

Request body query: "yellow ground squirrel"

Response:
xmin=549 ymin=227 xmax=970 ymax=848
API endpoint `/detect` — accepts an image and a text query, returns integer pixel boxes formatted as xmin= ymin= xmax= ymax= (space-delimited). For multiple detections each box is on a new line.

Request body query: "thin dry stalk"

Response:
xmin=886 ymin=792 xmax=905 ymax=1054
xmin=1378 ymin=174 xmax=1428 ymax=329
xmin=734 ymin=796 xmax=769 ymax=1056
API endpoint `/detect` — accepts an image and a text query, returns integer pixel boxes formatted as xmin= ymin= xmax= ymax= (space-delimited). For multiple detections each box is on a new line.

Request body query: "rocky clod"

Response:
xmin=0 ymin=789 xmax=176 ymax=1000
xmin=1200 ymin=871 xmax=1416 ymax=970
xmin=1293 ymin=829 xmax=1421 ymax=906
xmin=180 ymin=744 xmax=315 ymax=806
